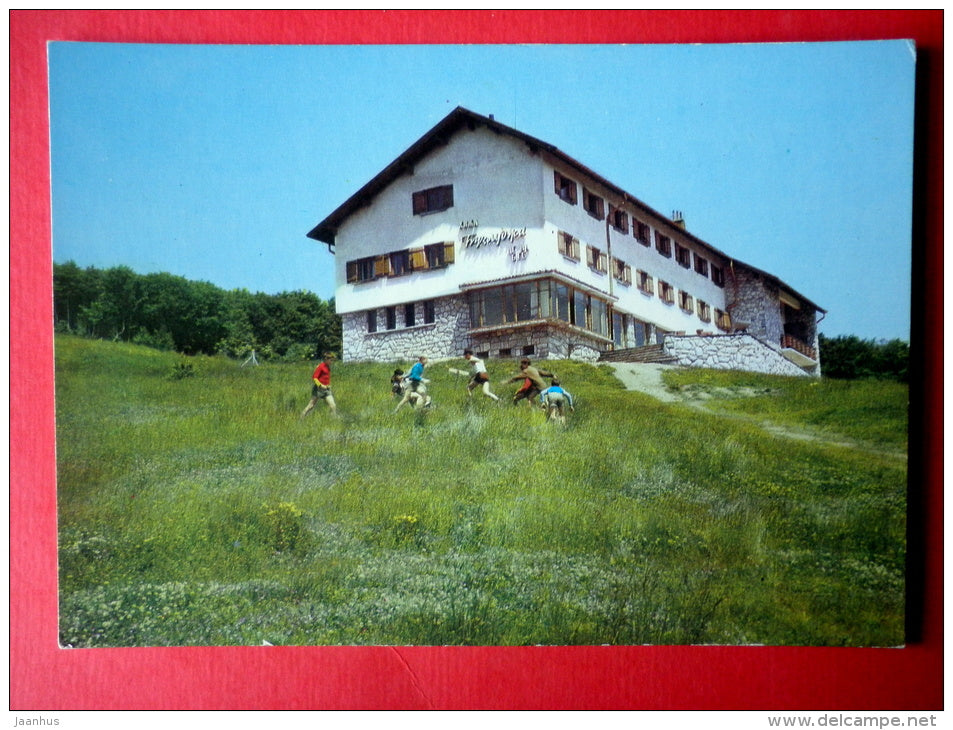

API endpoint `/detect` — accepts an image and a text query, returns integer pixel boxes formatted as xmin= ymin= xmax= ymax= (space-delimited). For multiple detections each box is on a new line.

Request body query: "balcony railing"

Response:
xmin=781 ymin=334 xmax=817 ymax=361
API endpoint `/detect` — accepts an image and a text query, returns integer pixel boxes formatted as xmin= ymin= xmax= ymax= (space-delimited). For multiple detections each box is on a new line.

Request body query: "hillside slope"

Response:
xmin=55 ymin=336 xmax=908 ymax=647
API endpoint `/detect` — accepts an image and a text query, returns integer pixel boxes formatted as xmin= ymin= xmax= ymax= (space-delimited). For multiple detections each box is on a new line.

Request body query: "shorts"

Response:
xmin=471 ymin=372 xmax=489 ymax=384
xmin=544 ymin=392 xmax=566 ymax=409
xmin=514 ymin=386 xmax=541 ymax=402
xmin=311 ymin=383 xmax=332 ymax=399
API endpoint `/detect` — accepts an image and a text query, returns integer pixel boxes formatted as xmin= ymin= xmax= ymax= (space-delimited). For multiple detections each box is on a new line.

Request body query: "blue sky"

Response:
xmin=48 ymin=40 xmax=915 ymax=341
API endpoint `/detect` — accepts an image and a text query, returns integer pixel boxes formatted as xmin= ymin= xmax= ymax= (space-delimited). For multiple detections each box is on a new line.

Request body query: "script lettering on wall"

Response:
xmin=459 ymin=219 xmax=528 ymax=250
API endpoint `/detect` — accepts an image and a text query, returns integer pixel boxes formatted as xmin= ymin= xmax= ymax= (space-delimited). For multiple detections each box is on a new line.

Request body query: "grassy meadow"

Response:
xmin=55 ymin=334 xmax=908 ymax=647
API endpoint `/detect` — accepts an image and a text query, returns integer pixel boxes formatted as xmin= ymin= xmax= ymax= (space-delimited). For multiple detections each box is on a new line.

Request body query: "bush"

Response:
xmin=819 ymin=334 xmax=909 ymax=382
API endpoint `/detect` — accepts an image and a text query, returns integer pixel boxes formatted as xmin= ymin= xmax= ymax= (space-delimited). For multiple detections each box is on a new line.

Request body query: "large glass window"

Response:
xmin=591 ymin=298 xmax=608 ymax=337
xmin=514 ymin=282 xmax=535 ymax=321
xmin=612 ymin=312 xmax=625 ymax=347
xmin=482 ymin=288 xmax=505 ymax=326
xmin=553 ymin=281 xmax=572 ymax=322
xmin=468 ymin=278 xmax=611 ymax=339
xmin=573 ymin=289 xmax=588 ymax=329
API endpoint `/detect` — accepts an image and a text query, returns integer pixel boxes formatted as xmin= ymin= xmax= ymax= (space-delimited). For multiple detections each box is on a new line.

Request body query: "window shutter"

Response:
xmin=374 ymin=255 xmax=390 ymax=277
xmin=443 ymin=241 xmax=455 ymax=264
xmin=346 ymin=261 xmax=358 ymax=283
xmin=412 ymin=191 xmax=427 ymax=214
xmin=410 ymin=248 xmax=427 ymax=270
xmin=586 ymin=246 xmax=595 ymax=268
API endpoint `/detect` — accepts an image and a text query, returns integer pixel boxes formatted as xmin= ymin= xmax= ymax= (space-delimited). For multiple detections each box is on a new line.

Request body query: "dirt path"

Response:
xmin=607 ymin=362 xmax=906 ymax=460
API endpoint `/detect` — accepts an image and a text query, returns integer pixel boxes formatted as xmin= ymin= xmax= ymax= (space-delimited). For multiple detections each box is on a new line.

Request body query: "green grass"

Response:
xmin=55 ymin=335 xmax=907 ymax=647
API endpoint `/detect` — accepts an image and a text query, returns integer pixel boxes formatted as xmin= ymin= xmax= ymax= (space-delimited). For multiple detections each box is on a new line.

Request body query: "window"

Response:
xmin=554 ymin=171 xmax=578 ymax=204
xmin=424 ymin=242 xmax=454 ymax=269
xmin=553 ymin=282 xmax=571 ymax=322
xmin=583 ymin=189 xmax=605 ymax=219
xmin=412 ymin=184 xmax=454 ymax=215
xmin=587 ymin=245 xmax=607 ymax=274
xmin=636 ymin=270 xmax=654 ymax=295
xmin=573 ymin=289 xmax=588 ymax=328
xmin=469 ymin=280 xmax=549 ymax=328
xmin=390 ymin=250 xmax=411 ymax=277
xmin=347 ymin=257 xmax=377 ymax=283
xmin=462 ymin=277 xmax=609 ymax=339
xmin=655 ymin=231 xmax=672 ymax=257
xmin=590 ymin=297 xmax=608 ymax=337
xmin=711 ymin=265 xmax=725 ymax=287
xmin=658 ymin=280 xmax=675 ymax=304
xmin=348 ymin=243 xmax=455 ymax=284
xmin=522 ymin=344 xmax=535 ymax=356
xmin=374 ymin=255 xmax=391 ymax=278
xmin=694 ymin=254 xmax=709 ymax=277
xmin=385 ymin=307 xmax=397 ymax=330
xmin=697 ymin=300 xmax=712 ymax=323
xmin=715 ymin=309 xmax=732 ymax=331
xmin=499 ymin=348 xmax=512 ymax=358
xmin=404 ymin=302 xmax=415 ymax=328
xmin=634 ymin=220 xmax=651 ymax=245
xmin=423 ymin=300 xmax=436 ymax=324
xmin=557 ymin=231 xmax=580 ymax=261
xmin=678 ymin=290 xmax=694 ymax=313
xmin=367 ymin=310 xmax=378 ymax=333
xmin=612 ymin=257 xmax=632 ymax=285
xmin=612 ymin=311 xmax=628 ymax=348
xmin=675 ymin=242 xmax=691 ymax=268
xmin=609 ymin=206 xmax=629 ymax=234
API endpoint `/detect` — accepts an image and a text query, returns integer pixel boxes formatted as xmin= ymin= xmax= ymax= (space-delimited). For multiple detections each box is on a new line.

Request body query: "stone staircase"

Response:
xmin=598 ymin=344 xmax=678 ymax=365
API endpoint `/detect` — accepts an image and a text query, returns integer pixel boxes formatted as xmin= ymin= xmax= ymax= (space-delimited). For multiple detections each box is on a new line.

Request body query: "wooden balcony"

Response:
xmin=781 ymin=334 xmax=818 ymax=366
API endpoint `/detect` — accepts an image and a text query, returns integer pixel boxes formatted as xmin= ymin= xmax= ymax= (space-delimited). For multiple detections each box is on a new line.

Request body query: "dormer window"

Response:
xmin=412 ymin=184 xmax=454 ymax=215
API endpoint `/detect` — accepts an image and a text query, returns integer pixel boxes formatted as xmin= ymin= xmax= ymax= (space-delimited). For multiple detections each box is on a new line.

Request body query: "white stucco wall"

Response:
xmin=540 ymin=152 xmax=733 ymax=336
xmin=333 ymin=126 xmax=549 ymax=315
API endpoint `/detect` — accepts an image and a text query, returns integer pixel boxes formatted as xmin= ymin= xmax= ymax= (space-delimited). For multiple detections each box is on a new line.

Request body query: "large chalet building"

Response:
xmin=308 ymin=107 xmax=824 ymax=376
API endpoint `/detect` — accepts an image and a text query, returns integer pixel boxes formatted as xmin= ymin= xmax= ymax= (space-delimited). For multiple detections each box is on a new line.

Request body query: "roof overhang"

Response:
xmin=460 ymin=269 xmax=618 ymax=302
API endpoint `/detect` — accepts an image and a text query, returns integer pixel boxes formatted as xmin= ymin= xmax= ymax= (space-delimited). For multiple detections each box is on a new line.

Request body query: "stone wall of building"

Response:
xmin=342 ymin=296 xmax=470 ymax=362
xmin=662 ymin=333 xmax=815 ymax=377
xmin=466 ymin=322 xmax=606 ymax=363
xmin=729 ymin=267 xmax=784 ymax=347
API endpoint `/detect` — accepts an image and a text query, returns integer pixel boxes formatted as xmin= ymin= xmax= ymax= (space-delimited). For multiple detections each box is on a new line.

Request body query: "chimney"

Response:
xmin=672 ymin=210 xmax=686 ymax=229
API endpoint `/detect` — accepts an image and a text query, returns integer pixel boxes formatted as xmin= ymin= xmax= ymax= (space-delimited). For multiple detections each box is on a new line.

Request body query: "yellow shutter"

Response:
xmin=443 ymin=241 xmax=455 ymax=264
xmin=410 ymin=248 xmax=427 ymax=270
xmin=374 ymin=255 xmax=390 ymax=277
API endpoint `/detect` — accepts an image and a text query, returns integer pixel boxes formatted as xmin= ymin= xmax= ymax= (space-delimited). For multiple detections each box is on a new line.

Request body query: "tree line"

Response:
xmin=53 ymin=261 xmax=342 ymax=361
xmin=818 ymin=333 xmax=909 ymax=382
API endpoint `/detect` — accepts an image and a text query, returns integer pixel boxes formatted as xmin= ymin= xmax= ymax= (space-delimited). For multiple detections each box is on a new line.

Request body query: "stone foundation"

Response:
xmin=662 ymin=332 xmax=818 ymax=377
xmin=342 ymin=295 xmax=470 ymax=362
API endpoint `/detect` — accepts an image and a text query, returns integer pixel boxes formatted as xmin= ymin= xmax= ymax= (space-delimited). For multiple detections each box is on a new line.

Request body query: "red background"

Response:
xmin=10 ymin=10 xmax=943 ymax=710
